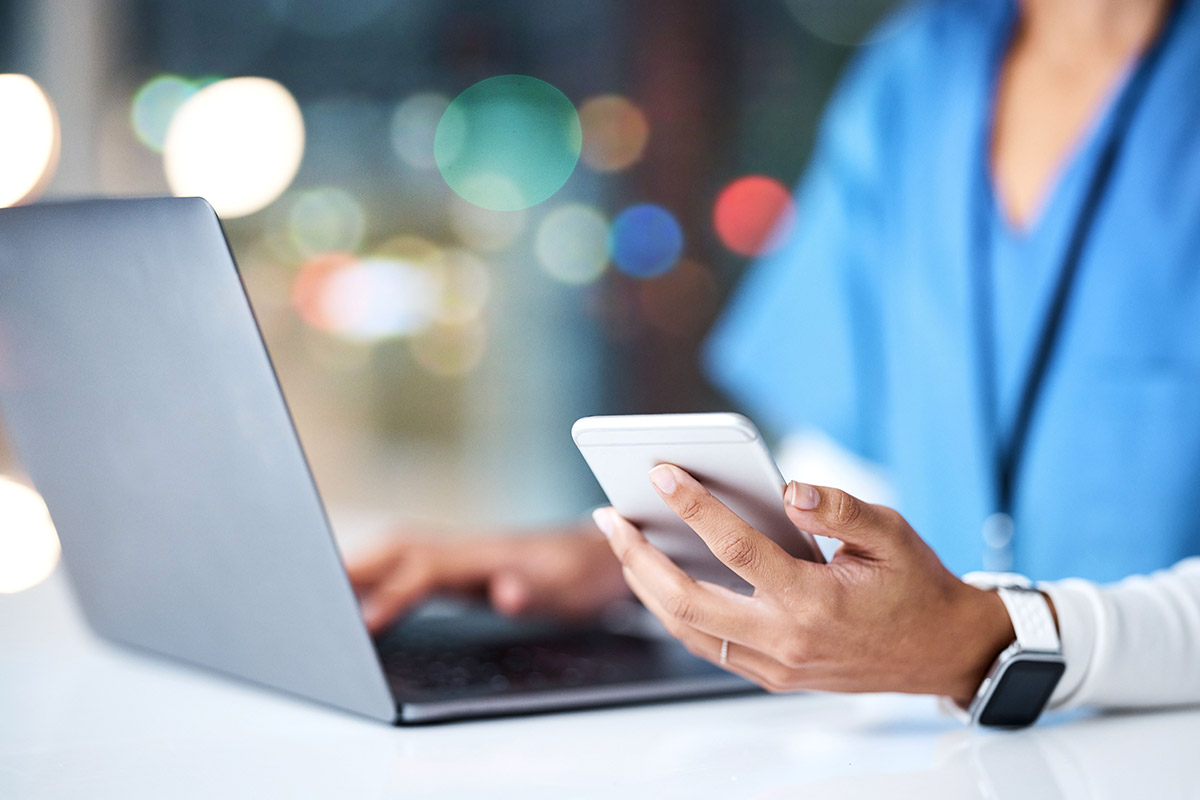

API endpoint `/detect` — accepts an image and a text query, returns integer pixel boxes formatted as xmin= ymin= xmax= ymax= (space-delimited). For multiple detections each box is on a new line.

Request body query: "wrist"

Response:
xmin=947 ymin=586 xmax=1017 ymax=705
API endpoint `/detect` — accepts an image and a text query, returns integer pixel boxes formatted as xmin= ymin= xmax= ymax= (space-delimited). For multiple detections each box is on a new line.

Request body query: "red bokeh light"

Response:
xmin=292 ymin=251 xmax=356 ymax=332
xmin=712 ymin=175 xmax=796 ymax=257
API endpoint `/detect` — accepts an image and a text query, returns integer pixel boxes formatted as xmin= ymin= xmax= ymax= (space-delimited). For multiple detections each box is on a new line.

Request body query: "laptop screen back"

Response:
xmin=0 ymin=198 xmax=395 ymax=722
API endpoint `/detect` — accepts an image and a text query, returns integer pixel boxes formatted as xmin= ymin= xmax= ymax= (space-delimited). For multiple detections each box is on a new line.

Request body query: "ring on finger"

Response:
xmin=720 ymin=638 xmax=730 ymax=666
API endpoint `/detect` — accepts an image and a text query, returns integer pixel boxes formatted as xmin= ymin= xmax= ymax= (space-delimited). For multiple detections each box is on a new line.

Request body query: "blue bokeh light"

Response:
xmin=609 ymin=204 xmax=683 ymax=279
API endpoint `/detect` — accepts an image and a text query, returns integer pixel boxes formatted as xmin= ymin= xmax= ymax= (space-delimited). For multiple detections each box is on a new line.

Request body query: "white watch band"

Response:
xmin=996 ymin=587 xmax=1060 ymax=652
xmin=940 ymin=575 xmax=1065 ymax=725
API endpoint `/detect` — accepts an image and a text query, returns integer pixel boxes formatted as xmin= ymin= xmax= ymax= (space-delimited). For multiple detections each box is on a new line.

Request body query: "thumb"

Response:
xmin=783 ymin=481 xmax=902 ymax=555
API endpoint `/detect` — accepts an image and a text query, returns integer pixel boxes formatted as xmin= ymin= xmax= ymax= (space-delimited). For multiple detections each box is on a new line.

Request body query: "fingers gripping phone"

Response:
xmin=572 ymin=413 xmax=824 ymax=593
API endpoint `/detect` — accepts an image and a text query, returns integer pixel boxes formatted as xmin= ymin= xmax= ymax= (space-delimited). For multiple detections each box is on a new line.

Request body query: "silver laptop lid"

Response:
xmin=0 ymin=197 xmax=395 ymax=722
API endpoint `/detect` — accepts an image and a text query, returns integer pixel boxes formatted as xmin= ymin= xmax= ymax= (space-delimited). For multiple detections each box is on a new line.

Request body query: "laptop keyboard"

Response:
xmin=375 ymin=614 xmax=678 ymax=700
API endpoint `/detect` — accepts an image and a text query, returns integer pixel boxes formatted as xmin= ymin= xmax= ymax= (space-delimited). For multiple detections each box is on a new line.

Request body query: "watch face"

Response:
xmin=978 ymin=658 xmax=1066 ymax=728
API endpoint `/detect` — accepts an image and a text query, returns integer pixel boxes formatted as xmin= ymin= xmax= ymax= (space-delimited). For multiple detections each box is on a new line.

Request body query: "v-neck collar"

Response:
xmin=983 ymin=2 xmax=1142 ymax=247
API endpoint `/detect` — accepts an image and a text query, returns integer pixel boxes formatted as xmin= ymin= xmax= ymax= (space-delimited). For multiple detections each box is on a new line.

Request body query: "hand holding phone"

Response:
xmin=572 ymin=412 xmax=824 ymax=592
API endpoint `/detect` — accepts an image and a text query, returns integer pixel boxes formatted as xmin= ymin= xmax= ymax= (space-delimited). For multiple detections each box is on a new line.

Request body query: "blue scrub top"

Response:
xmin=704 ymin=0 xmax=1200 ymax=582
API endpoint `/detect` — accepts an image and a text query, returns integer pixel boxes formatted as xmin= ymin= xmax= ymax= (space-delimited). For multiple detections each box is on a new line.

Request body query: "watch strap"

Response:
xmin=962 ymin=571 xmax=1033 ymax=591
xmin=996 ymin=587 xmax=1060 ymax=652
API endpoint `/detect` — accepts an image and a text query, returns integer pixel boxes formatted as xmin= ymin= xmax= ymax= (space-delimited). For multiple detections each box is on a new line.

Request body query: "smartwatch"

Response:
xmin=963 ymin=574 xmax=1066 ymax=728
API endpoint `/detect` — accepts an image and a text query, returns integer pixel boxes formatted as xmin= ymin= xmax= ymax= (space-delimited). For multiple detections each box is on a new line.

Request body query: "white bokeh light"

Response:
xmin=0 ymin=476 xmax=61 ymax=594
xmin=163 ymin=77 xmax=304 ymax=219
xmin=535 ymin=204 xmax=610 ymax=285
xmin=319 ymin=257 xmax=442 ymax=341
xmin=0 ymin=74 xmax=60 ymax=208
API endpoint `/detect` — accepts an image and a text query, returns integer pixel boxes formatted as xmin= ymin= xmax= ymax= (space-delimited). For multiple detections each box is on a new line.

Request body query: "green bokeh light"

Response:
xmin=131 ymin=75 xmax=197 ymax=152
xmin=434 ymin=75 xmax=582 ymax=211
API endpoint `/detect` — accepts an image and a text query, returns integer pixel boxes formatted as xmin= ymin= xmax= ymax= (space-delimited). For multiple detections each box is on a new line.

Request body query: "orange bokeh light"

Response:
xmin=578 ymin=95 xmax=650 ymax=172
xmin=292 ymin=252 xmax=356 ymax=332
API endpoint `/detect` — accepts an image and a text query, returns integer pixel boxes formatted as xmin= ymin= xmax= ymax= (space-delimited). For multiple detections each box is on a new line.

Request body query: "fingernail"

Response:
xmin=787 ymin=481 xmax=820 ymax=510
xmin=648 ymin=465 xmax=677 ymax=495
xmin=491 ymin=572 xmax=530 ymax=616
xmin=592 ymin=507 xmax=614 ymax=538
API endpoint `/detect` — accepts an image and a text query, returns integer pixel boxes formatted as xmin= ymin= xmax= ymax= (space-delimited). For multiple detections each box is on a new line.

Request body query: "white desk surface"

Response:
xmin=3 ymin=567 xmax=1199 ymax=800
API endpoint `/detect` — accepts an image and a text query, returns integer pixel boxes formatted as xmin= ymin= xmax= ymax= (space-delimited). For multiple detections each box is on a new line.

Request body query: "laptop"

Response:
xmin=0 ymin=197 xmax=752 ymax=724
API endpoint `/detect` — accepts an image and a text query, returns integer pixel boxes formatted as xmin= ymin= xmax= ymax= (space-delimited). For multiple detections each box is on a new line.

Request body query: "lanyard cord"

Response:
xmin=973 ymin=1 xmax=1183 ymax=519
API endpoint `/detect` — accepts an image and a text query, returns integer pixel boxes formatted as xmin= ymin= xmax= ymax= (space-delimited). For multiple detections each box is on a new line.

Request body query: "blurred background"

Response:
xmin=0 ymin=0 xmax=901 ymax=592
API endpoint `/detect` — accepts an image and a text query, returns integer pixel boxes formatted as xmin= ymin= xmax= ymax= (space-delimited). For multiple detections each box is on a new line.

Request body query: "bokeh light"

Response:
xmin=373 ymin=238 xmax=490 ymax=325
xmin=0 ymin=476 xmax=61 ymax=594
xmin=783 ymin=0 xmax=901 ymax=47
xmin=409 ymin=319 xmax=487 ymax=377
xmin=293 ymin=251 xmax=354 ymax=329
xmin=391 ymin=92 xmax=450 ymax=171
xmin=0 ymin=74 xmax=60 ymax=208
xmin=317 ymin=257 xmax=442 ymax=342
xmin=637 ymin=258 xmax=721 ymax=338
xmin=292 ymin=237 xmax=469 ymax=343
xmin=610 ymin=203 xmax=684 ymax=279
xmin=130 ymin=74 xmax=197 ymax=152
xmin=287 ymin=187 xmax=367 ymax=258
xmin=434 ymin=75 xmax=581 ymax=211
xmin=713 ymin=175 xmax=797 ymax=257
xmin=578 ymin=95 xmax=650 ymax=172
xmin=163 ymin=77 xmax=305 ymax=218
xmin=449 ymin=182 xmax=527 ymax=252
xmin=535 ymin=204 xmax=610 ymax=285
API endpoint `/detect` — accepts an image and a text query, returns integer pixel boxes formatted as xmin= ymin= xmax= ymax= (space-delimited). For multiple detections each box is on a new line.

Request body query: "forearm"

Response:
xmin=1040 ymin=557 xmax=1200 ymax=709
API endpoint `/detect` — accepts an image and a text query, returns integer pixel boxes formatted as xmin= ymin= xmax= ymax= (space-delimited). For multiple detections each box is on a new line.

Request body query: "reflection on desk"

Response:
xmin=3 ymin=568 xmax=1198 ymax=799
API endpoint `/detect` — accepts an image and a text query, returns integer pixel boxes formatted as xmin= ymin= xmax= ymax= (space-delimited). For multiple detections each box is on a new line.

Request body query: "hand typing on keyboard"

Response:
xmin=346 ymin=524 xmax=631 ymax=634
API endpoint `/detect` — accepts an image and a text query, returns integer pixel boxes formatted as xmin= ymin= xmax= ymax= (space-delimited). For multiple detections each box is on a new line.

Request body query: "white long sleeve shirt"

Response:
xmin=1041 ymin=557 xmax=1200 ymax=709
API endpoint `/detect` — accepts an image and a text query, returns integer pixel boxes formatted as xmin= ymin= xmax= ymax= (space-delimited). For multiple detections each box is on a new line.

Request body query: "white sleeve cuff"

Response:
xmin=1040 ymin=558 xmax=1200 ymax=711
xmin=1037 ymin=578 xmax=1103 ymax=709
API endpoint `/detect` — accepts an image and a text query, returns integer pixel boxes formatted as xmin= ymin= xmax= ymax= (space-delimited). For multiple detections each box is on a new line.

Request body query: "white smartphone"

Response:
xmin=572 ymin=412 xmax=824 ymax=593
